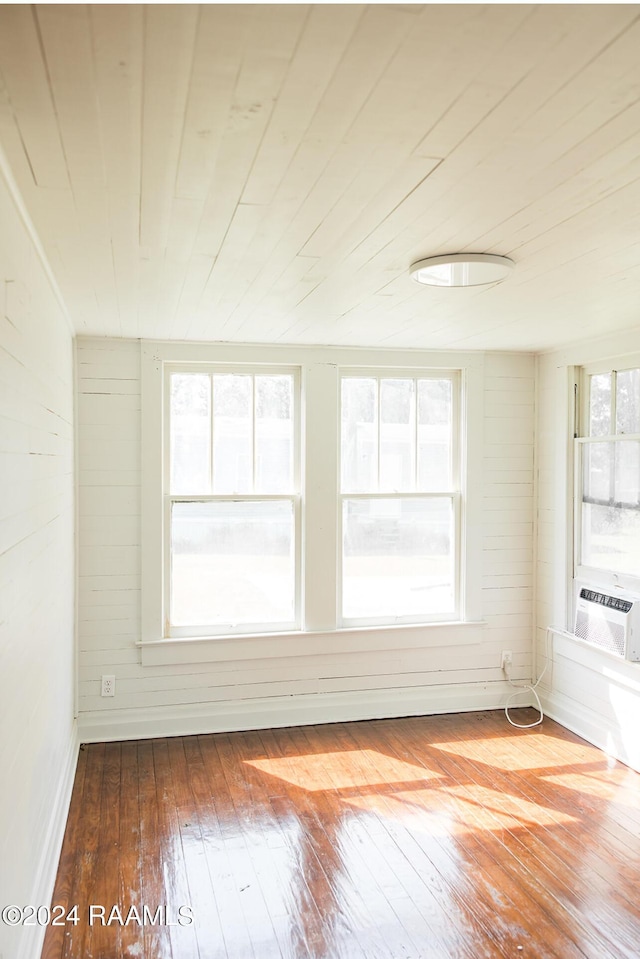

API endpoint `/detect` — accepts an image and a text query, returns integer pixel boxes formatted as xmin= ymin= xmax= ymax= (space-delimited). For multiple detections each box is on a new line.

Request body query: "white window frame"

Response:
xmin=164 ymin=363 xmax=301 ymax=638
xmin=575 ymin=355 xmax=640 ymax=594
xmin=140 ymin=342 xmax=485 ymax=662
xmin=338 ymin=367 xmax=461 ymax=627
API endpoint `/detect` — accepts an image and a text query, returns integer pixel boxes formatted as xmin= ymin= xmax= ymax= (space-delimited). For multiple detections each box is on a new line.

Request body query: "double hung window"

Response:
xmin=166 ymin=366 xmax=299 ymax=636
xmin=340 ymin=371 xmax=459 ymax=624
xmin=143 ymin=347 xmax=469 ymax=648
xmin=577 ymin=361 xmax=640 ymax=590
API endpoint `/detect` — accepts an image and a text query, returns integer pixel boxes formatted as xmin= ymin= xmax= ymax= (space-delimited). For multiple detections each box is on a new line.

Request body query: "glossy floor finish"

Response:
xmin=42 ymin=710 xmax=640 ymax=959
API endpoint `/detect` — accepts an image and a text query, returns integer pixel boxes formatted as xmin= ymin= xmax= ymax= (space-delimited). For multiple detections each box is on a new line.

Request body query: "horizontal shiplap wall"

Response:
xmin=77 ymin=338 xmax=535 ymax=741
xmin=536 ymin=330 xmax=640 ymax=772
xmin=0 ymin=164 xmax=76 ymax=959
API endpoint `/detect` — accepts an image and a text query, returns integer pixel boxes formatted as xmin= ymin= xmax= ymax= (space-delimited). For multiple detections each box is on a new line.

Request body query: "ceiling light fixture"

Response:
xmin=409 ymin=253 xmax=514 ymax=288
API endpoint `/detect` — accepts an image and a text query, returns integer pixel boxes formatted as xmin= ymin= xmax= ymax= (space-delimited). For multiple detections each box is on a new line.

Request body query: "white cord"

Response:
xmin=503 ymin=627 xmax=552 ymax=729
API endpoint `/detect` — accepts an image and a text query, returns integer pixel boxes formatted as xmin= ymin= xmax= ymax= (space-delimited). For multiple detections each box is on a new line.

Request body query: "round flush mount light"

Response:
xmin=409 ymin=253 xmax=514 ymax=288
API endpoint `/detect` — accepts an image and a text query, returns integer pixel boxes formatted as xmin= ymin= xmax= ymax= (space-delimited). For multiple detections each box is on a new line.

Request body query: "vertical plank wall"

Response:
xmin=77 ymin=339 xmax=535 ymax=742
xmin=0 ymin=171 xmax=76 ymax=959
xmin=536 ymin=333 xmax=640 ymax=772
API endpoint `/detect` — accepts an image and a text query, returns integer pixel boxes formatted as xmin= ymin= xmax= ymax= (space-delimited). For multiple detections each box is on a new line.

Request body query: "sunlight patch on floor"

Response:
xmin=542 ymin=771 xmax=640 ymax=809
xmin=429 ymin=734 xmax=598 ymax=770
xmin=244 ymin=749 xmax=442 ymax=791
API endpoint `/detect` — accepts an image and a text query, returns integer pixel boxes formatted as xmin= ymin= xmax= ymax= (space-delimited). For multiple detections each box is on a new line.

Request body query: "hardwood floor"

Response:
xmin=42 ymin=710 xmax=640 ymax=959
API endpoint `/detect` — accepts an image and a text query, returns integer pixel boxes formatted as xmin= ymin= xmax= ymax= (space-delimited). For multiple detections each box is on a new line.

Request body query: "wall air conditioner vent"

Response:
xmin=573 ymin=583 xmax=640 ymax=662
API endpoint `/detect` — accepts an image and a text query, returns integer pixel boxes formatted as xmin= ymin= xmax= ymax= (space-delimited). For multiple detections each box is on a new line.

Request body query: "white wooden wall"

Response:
xmin=0 ymin=161 xmax=76 ymax=959
xmin=77 ymin=338 xmax=535 ymax=742
xmin=536 ymin=330 xmax=640 ymax=772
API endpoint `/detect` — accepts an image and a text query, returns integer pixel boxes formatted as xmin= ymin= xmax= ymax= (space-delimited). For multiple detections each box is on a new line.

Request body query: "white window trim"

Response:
xmin=163 ymin=362 xmax=301 ymax=637
xmin=338 ymin=367 xmax=461 ymax=627
xmin=140 ymin=341 xmax=486 ymax=664
xmin=575 ymin=354 xmax=640 ymax=595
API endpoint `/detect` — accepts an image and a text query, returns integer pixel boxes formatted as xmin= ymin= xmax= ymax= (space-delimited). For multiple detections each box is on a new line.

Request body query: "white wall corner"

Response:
xmin=541 ymin=689 xmax=640 ymax=774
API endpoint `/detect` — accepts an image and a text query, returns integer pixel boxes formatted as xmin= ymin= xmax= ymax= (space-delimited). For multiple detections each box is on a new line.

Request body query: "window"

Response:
xmin=340 ymin=371 xmax=459 ymax=624
xmin=577 ymin=362 xmax=640 ymax=590
xmin=166 ymin=366 xmax=300 ymax=636
xmin=141 ymin=343 xmax=478 ymax=652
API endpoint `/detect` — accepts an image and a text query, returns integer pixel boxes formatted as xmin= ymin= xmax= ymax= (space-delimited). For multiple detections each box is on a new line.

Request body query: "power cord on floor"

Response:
xmin=503 ymin=627 xmax=553 ymax=729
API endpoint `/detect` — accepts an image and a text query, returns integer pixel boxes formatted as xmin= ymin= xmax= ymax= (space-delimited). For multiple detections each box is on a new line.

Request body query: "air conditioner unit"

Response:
xmin=573 ymin=582 xmax=640 ymax=661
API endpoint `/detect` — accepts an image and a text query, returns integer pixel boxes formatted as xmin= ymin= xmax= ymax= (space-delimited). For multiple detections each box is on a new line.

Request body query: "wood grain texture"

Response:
xmin=42 ymin=711 xmax=640 ymax=959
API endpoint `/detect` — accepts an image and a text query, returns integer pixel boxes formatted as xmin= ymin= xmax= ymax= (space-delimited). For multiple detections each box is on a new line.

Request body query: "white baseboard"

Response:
xmin=78 ymin=681 xmax=527 ymax=743
xmin=541 ymin=689 xmax=640 ymax=773
xmin=14 ymin=725 xmax=79 ymax=959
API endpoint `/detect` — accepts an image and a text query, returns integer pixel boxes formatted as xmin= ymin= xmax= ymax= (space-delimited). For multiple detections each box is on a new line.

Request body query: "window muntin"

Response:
xmin=166 ymin=367 xmax=299 ymax=635
xmin=339 ymin=372 xmax=459 ymax=625
xmin=577 ymin=364 xmax=640 ymax=587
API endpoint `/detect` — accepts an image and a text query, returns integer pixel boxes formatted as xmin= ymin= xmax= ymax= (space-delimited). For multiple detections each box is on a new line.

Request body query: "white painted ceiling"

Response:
xmin=1 ymin=4 xmax=640 ymax=352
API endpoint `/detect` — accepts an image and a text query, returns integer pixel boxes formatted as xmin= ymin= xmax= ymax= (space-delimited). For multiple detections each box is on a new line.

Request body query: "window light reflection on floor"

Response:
xmin=244 ymin=749 xmax=443 ymax=792
xmin=428 ymin=734 xmax=597 ymax=770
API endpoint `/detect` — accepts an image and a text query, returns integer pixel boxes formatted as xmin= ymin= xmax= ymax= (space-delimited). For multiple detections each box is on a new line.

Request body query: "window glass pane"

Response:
xmin=581 ymin=503 xmax=640 ymax=576
xmin=341 ymin=378 xmax=378 ymax=492
xmin=380 ymin=379 xmax=415 ymax=492
xmin=212 ymin=374 xmax=252 ymax=493
xmin=255 ymin=374 xmax=294 ymax=493
xmin=589 ymin=373 xmax=611 ymax=436
xmin=171 ymin=500 xmax=295 ymax=627
xmin=583 ymin=442 xmax=612 ymax=504
xmin=170 ymin=373 xmax=211 ymax=494
xmin=615 ymin=440 xmax=640 ymax=506
xmin=616 ymin=369 xmax=640 ymax=435
xmin=417 ymin=378 xmax=452 ymax=490
xmin=342 ymin=497 xmax=454 ymax=620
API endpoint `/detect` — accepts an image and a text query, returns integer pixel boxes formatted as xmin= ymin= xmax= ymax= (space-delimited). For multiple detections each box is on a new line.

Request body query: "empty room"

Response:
xmin=2 ymin=4 xmax=640 ymax=958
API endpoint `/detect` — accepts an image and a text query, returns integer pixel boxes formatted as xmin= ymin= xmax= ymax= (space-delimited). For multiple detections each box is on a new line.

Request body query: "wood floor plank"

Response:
xmin=118 ymin=741 xmax=144 ymax=959
xmin=211 ymin=733 xmax=286 ymax=959
xmin=138 ymin=740 xmax=173 ymax=959
xmin=61 ymin=741 xmax=105 ymax=959
xmin=196 ymin=734 xmax=260 ymax=959
xmin=257 ymin=726 xmax=378 ymax=959
xmin=41 ymin=745 xmax=88 ymax=959
xmin=290 ymin=722 xmax=465 ymax=959
xmin=430 ymin=713 xmax=640 ymax=926
xmin=297 ymin=721 xmax=507 ymax=959
xmin=152 ymin=738 xmax=200 ymax=959
xmin=224 ymin=729 xmax=331 ymax=959
xmin=165 ymin=736 xmax=226 ymax=959
xmin=41 ymin=713 xmax=640 ymax=959
xmin=87 ymin=741 xmax=123 ymax=959
xmin=416 ymin=713 xmax=640 ymax=954
xmin=368 ymin=716 xmax=606 ymax=959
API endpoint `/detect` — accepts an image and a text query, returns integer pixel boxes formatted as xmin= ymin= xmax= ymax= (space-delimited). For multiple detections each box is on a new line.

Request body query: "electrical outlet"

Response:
xmin=101 ymin=674 xmax=116 ymax=697
xmin=501 ymin=650 xmax=513 ymax=670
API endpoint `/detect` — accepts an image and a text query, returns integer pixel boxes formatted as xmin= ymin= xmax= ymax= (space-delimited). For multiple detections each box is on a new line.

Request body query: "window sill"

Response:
xmin=555 ymin=632 xmax=640 ymax=689
xmin=138 ymin=620 xmax=486 ymax=666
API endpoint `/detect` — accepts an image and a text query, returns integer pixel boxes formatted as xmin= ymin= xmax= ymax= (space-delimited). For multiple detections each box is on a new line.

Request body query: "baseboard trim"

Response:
xmin=541 ymin=689 xmax=640 ymax=773
xmin=16 ymin=725 xmax=79 ymax=959
xmin=78 ymin=681 xmax=526 ymax=743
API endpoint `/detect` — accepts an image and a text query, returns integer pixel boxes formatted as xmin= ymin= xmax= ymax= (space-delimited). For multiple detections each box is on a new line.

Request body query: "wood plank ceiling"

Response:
xmin=1 ymin=4 xmax=640 ymax=351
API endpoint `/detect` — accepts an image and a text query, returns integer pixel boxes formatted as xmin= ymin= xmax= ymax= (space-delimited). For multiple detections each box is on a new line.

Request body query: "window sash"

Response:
xmin=166 ymin=494 xmax=301 ymax=637
xmin=338 ymin=491 xmax=461 ymax=626
xmin=163 ymin=364 xmax=301 ymax=637
xmin=575 ymin=357 xmax=640 ymax=590
xmin=340 ymin=369 xmax=460 ymax=495
xmin=338 ymin=369 xmax=461 ymax=626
